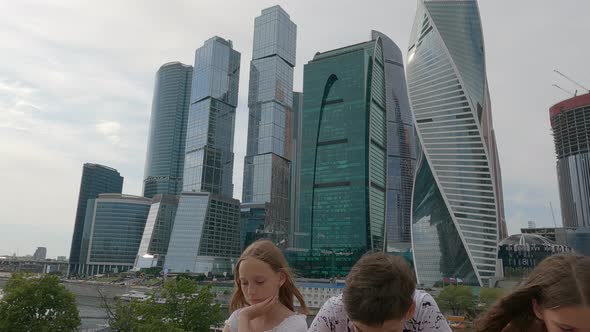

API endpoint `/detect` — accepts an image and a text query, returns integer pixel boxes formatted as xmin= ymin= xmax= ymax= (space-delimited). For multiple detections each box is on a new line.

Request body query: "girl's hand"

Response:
xmin=240 ymin=295 xmax=278 ymax=320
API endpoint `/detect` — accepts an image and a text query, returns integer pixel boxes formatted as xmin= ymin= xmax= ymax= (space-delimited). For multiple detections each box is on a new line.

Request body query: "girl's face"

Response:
xmin=534 ymin=301 xmax=590 ymax=332
xmin=238 ymin=257 xmax=285 ymax=306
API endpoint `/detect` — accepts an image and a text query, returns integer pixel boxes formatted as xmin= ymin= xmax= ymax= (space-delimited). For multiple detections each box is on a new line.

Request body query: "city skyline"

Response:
xmin=1 ymin=0 xmax=589 ymax=257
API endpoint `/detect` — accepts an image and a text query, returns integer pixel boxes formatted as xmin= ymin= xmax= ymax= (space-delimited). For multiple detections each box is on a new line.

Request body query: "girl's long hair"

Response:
xmin=476 ymin=253 xmax=590 ymax=332
xmin=229 ymin=240 xmax=309 ymax=314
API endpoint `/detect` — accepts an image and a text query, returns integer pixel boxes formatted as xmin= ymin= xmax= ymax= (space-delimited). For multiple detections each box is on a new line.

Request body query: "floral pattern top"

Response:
xmin=308 ymin=290 xmax=452 ymax=332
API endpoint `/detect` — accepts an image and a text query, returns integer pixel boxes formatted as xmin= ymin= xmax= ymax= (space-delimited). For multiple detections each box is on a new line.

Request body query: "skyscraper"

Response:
xmin=164 ymin=37 xmax=242 ymax=275
xmin=550 ymin=93 xmax=590 ymax=228
xmin=182 ymin=37 xmax=240 ymax=197
xmin=68 ymin=163 xmax=123 ymax=275
xmin=370 ymin=31 xmax=417 ymax=253
xmin=242 ymin=6 xmax=297 ymax=246
xmin=407 ymin=0 xmax=505 ymax=287
xmin=77 ymin=194 xmax=151 ymax=276
xmin=290 ymin=35 xmax=388 ymax=277
xmin=143 ymin=62 xmax=193 ymax=199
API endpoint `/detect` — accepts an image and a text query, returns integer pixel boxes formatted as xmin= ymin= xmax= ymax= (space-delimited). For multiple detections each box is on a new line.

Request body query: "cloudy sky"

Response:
xmin=1 ymin=0 xmax=588 ymax=258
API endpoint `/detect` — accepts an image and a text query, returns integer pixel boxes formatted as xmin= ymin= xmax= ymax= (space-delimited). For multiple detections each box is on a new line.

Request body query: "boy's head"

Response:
xmin=343 ymin=252 xmax=416 ymax=332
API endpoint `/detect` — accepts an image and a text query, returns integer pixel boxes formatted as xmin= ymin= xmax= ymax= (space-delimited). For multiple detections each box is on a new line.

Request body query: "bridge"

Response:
xmin=0 ymin=258 xmax=68 ymax=274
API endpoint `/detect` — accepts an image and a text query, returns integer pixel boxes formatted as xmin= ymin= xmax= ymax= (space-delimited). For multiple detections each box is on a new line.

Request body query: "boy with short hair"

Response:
xmin=308 ymin=252 xmax=451 ymax=332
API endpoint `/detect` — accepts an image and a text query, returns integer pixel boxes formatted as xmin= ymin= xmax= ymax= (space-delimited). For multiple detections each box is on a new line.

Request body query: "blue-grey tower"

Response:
xmin=68 ymin=163 xmax=123 ymax=275
xmin=165 ymin=37 xmax=242 ymax=275
xmin=143 ymin=62 xmax=193 ymax=198
xmin=242 ymin=6 xmax=297 ymax=247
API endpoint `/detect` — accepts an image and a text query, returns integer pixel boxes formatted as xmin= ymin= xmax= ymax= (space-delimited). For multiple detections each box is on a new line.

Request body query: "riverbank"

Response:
xmin=0 ymin=277 xmax=153 ymax=331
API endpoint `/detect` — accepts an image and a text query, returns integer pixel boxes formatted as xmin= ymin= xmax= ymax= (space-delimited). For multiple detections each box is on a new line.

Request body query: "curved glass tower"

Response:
xmin=290 ymin=36 xmax=388 ymax=277
xmin=407 ymin=0 xmax=505 ymax=287
xmin=143 ymin=62 xmax=193 ymax=198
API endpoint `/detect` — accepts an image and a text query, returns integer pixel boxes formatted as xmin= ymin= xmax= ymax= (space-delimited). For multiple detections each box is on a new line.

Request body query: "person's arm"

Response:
xmin=413 ymin=292 xmax=452 ymax=332
xmin=238 ymin=296 xmax=277 ymax=332
xmin=307 ymin=297 xmax=339 ymax=332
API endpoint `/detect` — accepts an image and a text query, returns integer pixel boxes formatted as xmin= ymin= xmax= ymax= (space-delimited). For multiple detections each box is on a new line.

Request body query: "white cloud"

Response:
xmin=96 ymin=120 xmax=122 ymax=144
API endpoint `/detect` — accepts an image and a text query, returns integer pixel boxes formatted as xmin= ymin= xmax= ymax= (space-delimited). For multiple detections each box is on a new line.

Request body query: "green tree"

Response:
xmin=436 ymin=285 xmax=474 ymax=316
xmin=105 ymin=277 xmax=224 ymax=332
xmin=479 ymin=287 xmax=504 ymax=311
xmin=0 ymin=273 xmax=80 ymax=332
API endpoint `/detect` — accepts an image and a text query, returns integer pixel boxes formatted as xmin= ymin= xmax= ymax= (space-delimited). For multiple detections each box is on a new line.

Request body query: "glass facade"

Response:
xmin=164 ymin=36 xmax=242 ymax=276
xmin=371 ymin=31 xmax=417 ymax=253
xmin=68 ymin=163 xmax=123 ymax=275
xmin=550 ymin=95 xmax=590 ymax=228
xmin=407 ymin=0 xmax=505 ymax=287
xmin=290 ymin=92 xmax=303 ymax=245
xmin=291 ymin=37 xmax=387 ymax=277
xmin=240 ymin=202 xmax=268 ymax=251
xmin=134 ymin=194 xmax=179 ymax=269
xmin=76 ymin=194 xmax=151 ymax=276
xmin=143 ymin=62 xmax=192 ymax=199
xmin=242 ymin=6 xmax=296 ymax=247
xmin=183 ymin=36 xmax=240 ymax=198
xmin=164 ymin=192 xmax=240 ymax=275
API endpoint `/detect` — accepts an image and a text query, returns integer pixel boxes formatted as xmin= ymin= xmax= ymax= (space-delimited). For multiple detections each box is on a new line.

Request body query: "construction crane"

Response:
xmin=554 ymin=69 xmax=590 ymax=94
xmin=552 ymin=84 xmax=575 ymax=97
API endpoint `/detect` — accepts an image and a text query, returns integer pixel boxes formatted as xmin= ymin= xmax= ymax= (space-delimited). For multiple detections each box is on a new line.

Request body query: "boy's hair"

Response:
xmin=343 ymin=252 xmax=416 ymax=326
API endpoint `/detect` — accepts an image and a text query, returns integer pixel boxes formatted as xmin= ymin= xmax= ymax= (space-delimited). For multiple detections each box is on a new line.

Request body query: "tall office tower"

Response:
xmin=290 ymin=35 xmax=389 ymax=278
xmin=68 ymin=163 xmax=123 ymax=275
xmin=182 ymin=37 xmax=240 ymax=197
xmin=143 ymin=62 xmax=193 ymax=199
xmin=289 ymin=91 xmax=303 ymax=246
xmin=134 ymin=194 xmax=179 ymax=269
xmin=370 ymin=31 xmax=417 ymax=253
xmin=407 ymin=0 xmax=506 ymax=287
xmin=77 ymin=194 xmax=151 ymax=276
xmin=550 ymin=93 xmax=590 ymax=228
xmin=164 ymin=37 xmax=241 ymax=275
xmin=242 ymin=6 xmax=297 ymax=246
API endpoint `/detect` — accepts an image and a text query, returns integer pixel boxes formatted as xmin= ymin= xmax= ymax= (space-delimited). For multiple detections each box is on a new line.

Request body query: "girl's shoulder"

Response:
xmin=274 ymin=313 xmax=308 ymax=332
xmin=225 ymin=309 xmax=242 ymax=332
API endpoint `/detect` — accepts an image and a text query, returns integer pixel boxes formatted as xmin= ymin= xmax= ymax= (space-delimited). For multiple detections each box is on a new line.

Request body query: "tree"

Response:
xmin=104 ymin=277 xmax=224 ymax=332
xmin=436 ymin=285 xmax=474 ymax=316
xmin=479 ymin=287 xmax=504 ymax=311
xmin=0 ymin=273 xmax=80 ymax=332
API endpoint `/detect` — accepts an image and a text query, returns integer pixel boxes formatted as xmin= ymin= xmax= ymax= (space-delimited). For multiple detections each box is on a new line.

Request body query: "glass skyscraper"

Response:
xmin=143 ymin=62 xmax=193 ymax=199
xmin=68 ymin=163 xmax=123 ymax=275
xmin=182 ymin=37 xmax=240 ymax=197
xmin=407 ymin=0 xmax=505 ymax=287
xmin=76 ymin=194 xmax=151 ymax=276
xmin=370 ymin=31 xmax=417 ymax=253
xmin=242 ymin=6 xmax=297 ymax=246
xmin=164 ymin=37 xmax=242 ymax=275
xmin=290 ymin=36 xmax=388 ymax=278
xmin=134 ymin=194 xmax=179 ymax=269
xmin=550 ymin=94 xmax=590 ymax=228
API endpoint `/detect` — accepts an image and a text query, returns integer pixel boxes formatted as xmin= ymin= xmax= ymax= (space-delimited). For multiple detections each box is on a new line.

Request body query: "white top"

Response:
xmin=308 ymin=290 xmax=452 ymax=332
xmin=225 ymin=308 xmax=308 ymax=332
